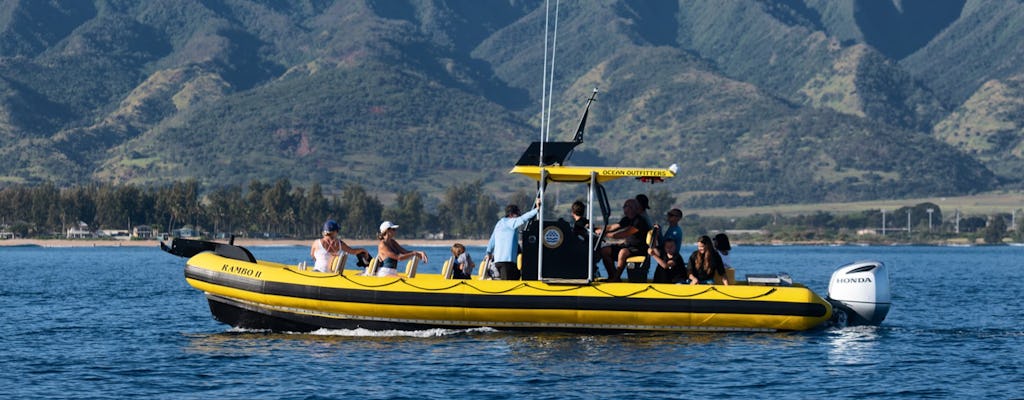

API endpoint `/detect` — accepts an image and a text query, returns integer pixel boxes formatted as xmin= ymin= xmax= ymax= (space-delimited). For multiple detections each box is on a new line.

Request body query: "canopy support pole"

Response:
xmin=588 ymin=171 xmax=595 ymax=282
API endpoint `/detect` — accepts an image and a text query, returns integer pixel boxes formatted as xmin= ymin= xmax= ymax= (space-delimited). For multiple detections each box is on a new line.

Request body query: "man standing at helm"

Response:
xmin=485 ymin=198 xmax=541 ymax=280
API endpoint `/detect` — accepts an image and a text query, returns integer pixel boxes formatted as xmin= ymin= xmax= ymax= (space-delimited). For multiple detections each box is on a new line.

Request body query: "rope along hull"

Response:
xmin=184 ymin=252 xmax=832 ymax=332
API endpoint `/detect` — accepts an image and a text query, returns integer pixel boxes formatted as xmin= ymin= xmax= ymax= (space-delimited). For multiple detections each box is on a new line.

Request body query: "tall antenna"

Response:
xmin=537 ymin=0 xmax=560 ymax=280
xmin=544 ymin=0 xmax=560 ymax=144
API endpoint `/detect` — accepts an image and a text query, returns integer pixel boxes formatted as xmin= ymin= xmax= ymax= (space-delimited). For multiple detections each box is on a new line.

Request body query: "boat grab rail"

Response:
xmin=273 ymin=271 xmax=784 ymax=300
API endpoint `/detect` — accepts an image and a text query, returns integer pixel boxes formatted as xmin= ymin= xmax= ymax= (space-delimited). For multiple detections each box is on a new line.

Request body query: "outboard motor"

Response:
xmin=827 ymin=261 xmax=891 ymax=327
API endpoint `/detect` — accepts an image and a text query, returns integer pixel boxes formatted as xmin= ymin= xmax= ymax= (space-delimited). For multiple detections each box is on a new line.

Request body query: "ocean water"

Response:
xmin=1 ymin=243 xmax=1022 ymax=399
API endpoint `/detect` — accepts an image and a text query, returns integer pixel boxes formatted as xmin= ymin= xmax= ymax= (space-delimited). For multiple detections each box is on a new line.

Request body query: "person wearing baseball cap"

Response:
xmin=485 ymin=197 xmax=541 ymax=280
xmin=661 ymin=208 xmax=683 ymax=252
xmin=310 ymin=219 xmax=370 ymax=273
xmin=375 ymin=220 xmax=427 ymax=277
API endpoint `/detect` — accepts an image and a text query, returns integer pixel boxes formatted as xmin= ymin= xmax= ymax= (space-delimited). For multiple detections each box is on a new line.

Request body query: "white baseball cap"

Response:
xmin=379 ymin=221 xmax=399 ymax=233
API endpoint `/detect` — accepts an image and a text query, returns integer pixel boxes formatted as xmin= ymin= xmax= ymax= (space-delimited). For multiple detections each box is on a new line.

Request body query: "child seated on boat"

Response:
xmin=650 ymin=238 xmax=685 ymax=283
xmin=376 ymin=221 xmax=427 ymax=277
xmin=450 ymin=243 xmax=475 ymax=279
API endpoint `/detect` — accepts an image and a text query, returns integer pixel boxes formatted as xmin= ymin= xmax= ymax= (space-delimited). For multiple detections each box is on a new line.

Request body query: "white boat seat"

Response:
xmin=401 ymin=257 xmax=419 ymax=278
xmin=441 ymin=257 xmax=455 ymax=279
xmin=330 ymin=253 xmax=348 ymax=274
xmin=477 ymin=257 xmax=490 ymax=280
xmin=364 ymin=257 xmax=379 ymax=276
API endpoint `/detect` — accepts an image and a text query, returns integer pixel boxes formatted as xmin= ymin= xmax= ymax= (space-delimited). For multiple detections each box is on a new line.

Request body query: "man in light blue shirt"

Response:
xmin=485 ymin=198 xmax=540 ymax=280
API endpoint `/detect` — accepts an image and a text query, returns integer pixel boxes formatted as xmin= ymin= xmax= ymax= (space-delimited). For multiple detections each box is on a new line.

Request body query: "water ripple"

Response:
xmin=2 ymin=246 xmax=1022 ymax=399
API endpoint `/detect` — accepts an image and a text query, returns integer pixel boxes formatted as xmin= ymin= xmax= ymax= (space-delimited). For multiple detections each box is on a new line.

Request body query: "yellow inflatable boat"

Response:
xmin=166 ymin=126 xmax=891 ymax=332
xmin=169 ymin=238 xmax=834 ymax=332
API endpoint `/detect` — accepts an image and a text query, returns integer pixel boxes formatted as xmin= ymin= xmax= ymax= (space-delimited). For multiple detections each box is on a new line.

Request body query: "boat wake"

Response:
xmin=303 ymin=326 xmax=499 ymax=338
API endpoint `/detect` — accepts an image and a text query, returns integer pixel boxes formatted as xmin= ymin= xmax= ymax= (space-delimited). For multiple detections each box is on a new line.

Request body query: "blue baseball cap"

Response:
xmin=323 ymin=220 xmax=340 ymax=233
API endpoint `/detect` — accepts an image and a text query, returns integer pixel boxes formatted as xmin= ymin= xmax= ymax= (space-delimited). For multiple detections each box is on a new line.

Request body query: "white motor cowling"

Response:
xmin=827 ymin=261 xmax=891 ymax=326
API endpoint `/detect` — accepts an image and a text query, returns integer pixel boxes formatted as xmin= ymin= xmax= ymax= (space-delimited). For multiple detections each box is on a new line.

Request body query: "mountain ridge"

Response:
xmin=0 ymin=0 xmax=1020 ymax=207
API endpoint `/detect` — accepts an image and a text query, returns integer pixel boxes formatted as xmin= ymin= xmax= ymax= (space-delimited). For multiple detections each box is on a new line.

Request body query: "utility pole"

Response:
xmin=881 ymin=209 xmax=887 ymax=236
xmin=927 ymin=208 xmax=934 ymax=232
xmin=955 ymin=209 xmax=960 ymax=234
xmin=907 ymin=209 xmax=911 ymax=235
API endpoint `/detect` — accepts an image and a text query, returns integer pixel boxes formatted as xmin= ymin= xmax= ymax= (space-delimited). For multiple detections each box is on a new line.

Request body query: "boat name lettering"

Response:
xmin=222 ymin=264 xmax=262 ymax=278
xmin=600 ymin=169 xmax=669 ymax=177
xmin=834 ymin=277 xmax=871 ymax=284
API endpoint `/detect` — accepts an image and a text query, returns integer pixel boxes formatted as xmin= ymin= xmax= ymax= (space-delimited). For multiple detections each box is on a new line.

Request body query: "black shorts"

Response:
xmin=612 ymin=244 xmax=646 ymax=258
xmin=494 ymin=261 xmax=521 ymax=280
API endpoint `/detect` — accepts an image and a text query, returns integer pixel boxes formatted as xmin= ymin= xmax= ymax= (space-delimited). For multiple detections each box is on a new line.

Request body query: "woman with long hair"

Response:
xmin=687 ymin=235 xmax=728 ymax=285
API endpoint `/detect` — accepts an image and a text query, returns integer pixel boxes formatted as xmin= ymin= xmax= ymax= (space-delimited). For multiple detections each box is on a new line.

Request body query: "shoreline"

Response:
xmin=0 ymin=237 xmax=1002 ymax=248
xmin=0 ymin=238 xmax=490 ymax=248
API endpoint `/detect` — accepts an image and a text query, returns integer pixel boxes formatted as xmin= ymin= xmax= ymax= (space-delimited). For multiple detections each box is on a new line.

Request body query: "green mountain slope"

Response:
xmin=901 ymin=0 xmax=1024 ymax=106
xmin=103 ymin=61 xmax=530 ymax=192
xmin=542 ymin=46 xmax=996 ymax=205
xmin=0 ymin=0 xmax=1018 ymax=204
xmin=932 ymin=75 xmax=1024 ymax=178
xmin=799 ymin=44 xmax=945 ymax=132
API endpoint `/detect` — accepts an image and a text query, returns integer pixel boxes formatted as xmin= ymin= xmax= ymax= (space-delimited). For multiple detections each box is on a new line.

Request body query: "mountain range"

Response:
xmin=0 ymin=0 xmax=1022 ymax=207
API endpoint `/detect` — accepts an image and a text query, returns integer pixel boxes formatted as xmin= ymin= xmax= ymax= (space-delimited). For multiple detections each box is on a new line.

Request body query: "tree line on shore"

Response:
xmin=0 ymin=179 xmax=514 ymax=240
xmin=1 ymin=180 xmax=1020 ymax=244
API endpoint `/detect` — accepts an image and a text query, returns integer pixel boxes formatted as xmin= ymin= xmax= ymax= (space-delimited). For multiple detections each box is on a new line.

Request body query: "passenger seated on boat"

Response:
xmin=596 ymin=198 xmax=651 ymax=282
xmin=687 ymin=235 xmax=728 ymax=285
xmin=650 ymin=238 xmax=686 ymax=283
xmin=659 ymin=208 xmax=684 ymax=253
xmin=485 ymin=198 xmax=541 ymax=280
xmin=310 ymin=220 xmax=371 ymax=273
xmin=449 ymin=243 xmax=475 ymax=279
xmin=712 ymin=233 xmax=736 ymax=284
xmin=570 ymin=201 xmax=601 ymax=277
xmin=713 ymin=233 xmax=733 ymax=270
xmin=376 ymin=221 xmax=427 ymax=277
xmin=570 ymin=200 xmax=591 ymax=239
xmin=635 ymin=194 xmax=656 ymax=246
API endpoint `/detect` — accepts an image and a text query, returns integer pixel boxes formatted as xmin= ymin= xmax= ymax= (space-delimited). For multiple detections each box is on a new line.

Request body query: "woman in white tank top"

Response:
xmin=310 ymin=220 xmax=370 ymax=273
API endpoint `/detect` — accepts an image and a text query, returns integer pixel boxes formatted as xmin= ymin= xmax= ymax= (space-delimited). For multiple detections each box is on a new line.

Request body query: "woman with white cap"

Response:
xmin=310 ymin=219 xmax=370 ymax=273
xmin=375 ymin=221 xmax=428 ymax=277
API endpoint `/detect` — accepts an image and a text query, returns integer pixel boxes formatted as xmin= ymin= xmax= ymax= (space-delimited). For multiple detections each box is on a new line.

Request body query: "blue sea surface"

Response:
xmin=1 ymin=244 xmax=1022 ymax=399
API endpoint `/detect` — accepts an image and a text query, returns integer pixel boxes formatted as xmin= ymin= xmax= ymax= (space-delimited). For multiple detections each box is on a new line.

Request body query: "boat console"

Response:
xmin=521 ymin=219 xmax=592 ymax=282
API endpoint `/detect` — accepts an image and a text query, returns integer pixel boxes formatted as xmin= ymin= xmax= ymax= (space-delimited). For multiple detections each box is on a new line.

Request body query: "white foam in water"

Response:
xmin=305 ymin=327 xmax=497 ymax=337
xmin=226 ymin=327 xmax=274 ymax=334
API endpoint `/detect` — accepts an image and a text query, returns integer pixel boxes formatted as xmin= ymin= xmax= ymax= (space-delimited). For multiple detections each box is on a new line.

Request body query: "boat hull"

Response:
xmin=184 ymin=252 xmax=832 ymax=333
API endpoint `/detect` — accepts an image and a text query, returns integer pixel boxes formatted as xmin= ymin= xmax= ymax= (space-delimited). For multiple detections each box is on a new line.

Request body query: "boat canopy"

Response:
xmin=510 ymin=165 xmax=676 ymax=184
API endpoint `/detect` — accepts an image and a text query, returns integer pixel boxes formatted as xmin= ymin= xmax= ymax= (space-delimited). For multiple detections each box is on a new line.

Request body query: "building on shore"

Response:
xmin=67 ymin=222 xmax=94 ymax=239
xmin=132 ymin=225 xmax=154 ymax=239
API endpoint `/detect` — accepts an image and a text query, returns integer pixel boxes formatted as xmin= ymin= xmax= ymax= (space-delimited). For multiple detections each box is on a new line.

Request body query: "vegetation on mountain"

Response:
xmin=900 ymin=0 xmax=1024 ymax=106
xmin=0 ymin=0 xmax=1021 ymax=224
xmin=932 ymin=75 xmax=1024 ymax=179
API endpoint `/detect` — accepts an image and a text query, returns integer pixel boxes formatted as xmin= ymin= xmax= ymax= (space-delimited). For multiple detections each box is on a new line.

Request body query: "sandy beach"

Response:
xmin=0 ymin=238 xmax=490 ymax=248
